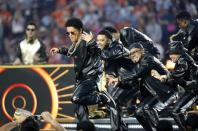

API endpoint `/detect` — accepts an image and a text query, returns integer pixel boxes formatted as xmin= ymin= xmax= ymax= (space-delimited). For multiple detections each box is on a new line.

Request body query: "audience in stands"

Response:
xmin=0 ymin=0 xmax=197 ymax=64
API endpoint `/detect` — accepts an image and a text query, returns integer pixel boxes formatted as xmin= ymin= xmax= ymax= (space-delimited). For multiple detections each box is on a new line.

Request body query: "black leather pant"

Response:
xmin=135 ymin=96 xmax=159 ymax=131
xmin=111 ymin=85 xmax=139 ymax=107
xmin=135 ymin=76 xmax=177 ymax=131
xmin=71 ymin=77 xmax=120 ymax=131
xmin=172 ymin=90 xmax=197 ymax=131
xmin=110 ymin=85 xmax=139 ymax=131
xmin=134 ymin=95 xmax=177 ymax=131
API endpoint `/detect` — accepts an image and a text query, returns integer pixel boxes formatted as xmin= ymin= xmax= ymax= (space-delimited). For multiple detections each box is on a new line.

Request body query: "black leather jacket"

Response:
xmin=59 ymin=39 xmax=103 ymax=81
xmin=100 ymin=41 xmax=133 ymax=77
xmin=120 ymin=54 xmax=169 ymax=85
xmin=168 ymin=53 xmax=198 ymax=88
xmin=120 ymin=27 xmax=160 ymax=57
xmin=175 ymin=20 xmax=198 ymax=62
xmin=119 ymin=53 xmax=173 ymax=99
xmin=101 ymin=41 xmax=129 ymax=61
xmin=186 ymin=20 xmax=198 ymax=62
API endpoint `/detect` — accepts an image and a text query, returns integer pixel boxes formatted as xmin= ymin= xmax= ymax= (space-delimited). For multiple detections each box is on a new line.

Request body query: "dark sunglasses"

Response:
xmin=66 ymin=31 xmax=76 ymax=36
xmin=26 ymin=28 xmax=35 ymax=31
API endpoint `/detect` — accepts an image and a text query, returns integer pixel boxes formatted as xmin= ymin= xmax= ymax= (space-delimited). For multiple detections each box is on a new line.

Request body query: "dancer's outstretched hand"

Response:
xmin=81 ymin=31 xmax=93 ymax=43
xmin=50 ymin=48 xmax=59 ymax=55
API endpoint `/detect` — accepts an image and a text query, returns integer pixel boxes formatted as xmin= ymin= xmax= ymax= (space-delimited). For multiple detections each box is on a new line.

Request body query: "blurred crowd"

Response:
xmin=0 ymin=0 xmax=197 ymax=65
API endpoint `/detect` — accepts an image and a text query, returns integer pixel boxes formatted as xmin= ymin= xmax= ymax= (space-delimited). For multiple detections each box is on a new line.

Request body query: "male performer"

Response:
xmin=171 ymin=11 xmax=198 ymax=63
xmin=13 ymin=22 xmax=48 ymax=65
xmin=110 ymin=42 xmax=176 ymax=131
xmin=104 ymin=26 xmax=160 ymax=58
xmin=97 ymin=29 xmax=138 ymax=130
xmin=50 ymin=18 xmax=120 ymax=131
xmin=167 ymin=41 xmax=198 ymax=131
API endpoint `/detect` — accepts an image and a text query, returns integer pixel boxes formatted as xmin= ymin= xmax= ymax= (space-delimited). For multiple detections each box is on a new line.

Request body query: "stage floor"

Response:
xmin=61 ymin=117 xmax=179 ymax=131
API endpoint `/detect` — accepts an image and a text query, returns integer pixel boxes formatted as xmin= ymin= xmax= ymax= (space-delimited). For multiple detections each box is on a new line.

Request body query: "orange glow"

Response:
xmin=0 ymin=68 xmax=5 ymax=73
xmin=0 ymin=66 xmax=67 ymax=129
xmin=57 ymin=85 xmax=74 ymax=93
xmin=12 ymin=96 xmax=26 ymax=109
xmin=2 ymin=83 xmax=37 ymax=121
xmin=53 ymin=69 xmax=69 ymax=81
xmin=32 ymin=68 xmax=58 ymax=129
xmin=49 ymin=67 xmax=60 ymax=77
